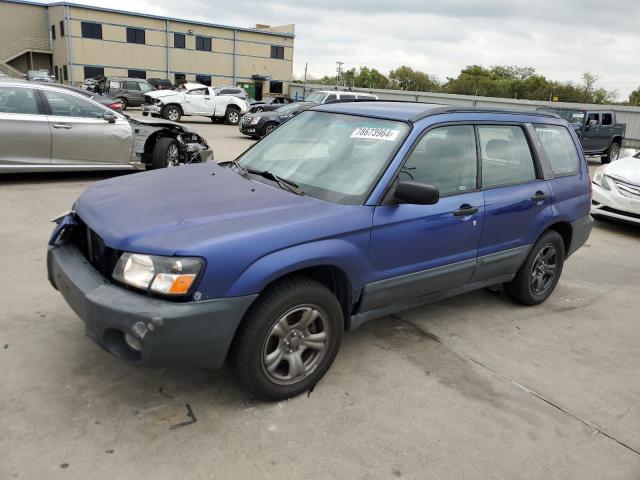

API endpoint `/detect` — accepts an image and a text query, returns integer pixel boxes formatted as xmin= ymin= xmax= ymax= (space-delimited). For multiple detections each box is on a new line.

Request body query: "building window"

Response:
xmin=174 ymin=73 xmax=186 ymax=85
xmin=128 ymin=70 xmax=146 ymax=79
xmin=269 ymin=81 xmax=283 ymax=94
xmin=126 ymin=28 xmax=145 ymax=44
xmin=174 ymin=33 xmax=185 ymax=49
xmin=63 ymin=65 xmax=68 ymax=81
xmin=84 ymin=66 xmax=104 ymax=79
xmin=51 ymin=25 xmax=56 ymax=40
xmin=195 ymin=74 xmax=211 ymax=86
xmin=60 ymin=20 xmax=65 ymax=37
xmin=81 ymin=22 xmax=102 ymax=39
xmin=270 ymin=45 xmax=285 ymax=59
xmin=196 ymin=36 xmax=212 ymax=51
xmin=54 ymin=66 xmax=59 ymax=80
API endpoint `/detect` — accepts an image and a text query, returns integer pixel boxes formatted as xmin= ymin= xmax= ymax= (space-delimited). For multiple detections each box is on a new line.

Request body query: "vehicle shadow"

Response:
xmin=0 ymin=170 xmax=133 ymax=186
xmin=592 ymin=216 xmax=640 ymax=239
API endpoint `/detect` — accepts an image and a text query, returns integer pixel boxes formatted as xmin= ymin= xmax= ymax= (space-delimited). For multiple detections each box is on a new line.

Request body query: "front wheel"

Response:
xmin=504 ymin=230 xmax=565 ymax=305
xmin=602 ymin=142 xmax=620 ymax=164
xmin=225 ymin=107 xmax=241 ymax=125
xmin=229 ymin=277 xmax=343 ymax=401
xmin=162 ymin=105 xmax=182 ymax=122
xmin=263 ymin=122 xmax=278 ymax=136
xmin=151 ymin=137 xmax=179 ymax=169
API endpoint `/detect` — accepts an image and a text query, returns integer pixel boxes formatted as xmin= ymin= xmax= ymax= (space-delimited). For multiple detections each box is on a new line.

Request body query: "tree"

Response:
xmin=630 ymin=87 xmax=640 ymax=105
xmin=388 ymin=66 xmax=440 ymax=92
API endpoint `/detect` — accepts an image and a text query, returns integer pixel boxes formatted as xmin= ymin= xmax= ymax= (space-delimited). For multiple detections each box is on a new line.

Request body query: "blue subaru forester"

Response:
xmin=48 ymin=102 xmax=592 ymax=400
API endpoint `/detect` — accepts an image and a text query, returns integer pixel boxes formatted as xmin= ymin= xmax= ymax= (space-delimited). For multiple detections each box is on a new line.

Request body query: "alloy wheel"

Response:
xmin=166 ymin=143 xmax=179 ymax=166
xmin=530 ymin=244 xmax=558 ymax=295
xmin=228 ymin=111 xmax=240 ymax=124
xmin=261 ymin=305 xmax=330 ymax=385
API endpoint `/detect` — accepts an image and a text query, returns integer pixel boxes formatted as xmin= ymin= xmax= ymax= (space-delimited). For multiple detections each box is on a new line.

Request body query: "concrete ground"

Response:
xmin=2 ymin=112 xmax=640 ymax=479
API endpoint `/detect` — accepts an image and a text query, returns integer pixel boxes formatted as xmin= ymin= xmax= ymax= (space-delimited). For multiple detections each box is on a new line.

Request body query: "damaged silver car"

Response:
xmin=0 ymin=79 xmax=212 ymax=173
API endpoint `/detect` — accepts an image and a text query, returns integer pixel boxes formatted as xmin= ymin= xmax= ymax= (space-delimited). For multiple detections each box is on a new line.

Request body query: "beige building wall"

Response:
xmin=0 ymin=1 xmax=50 ymax=61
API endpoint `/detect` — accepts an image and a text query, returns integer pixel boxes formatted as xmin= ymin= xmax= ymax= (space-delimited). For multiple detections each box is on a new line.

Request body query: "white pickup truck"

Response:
xmin=142 ymin=82 xmax=249 ymax=125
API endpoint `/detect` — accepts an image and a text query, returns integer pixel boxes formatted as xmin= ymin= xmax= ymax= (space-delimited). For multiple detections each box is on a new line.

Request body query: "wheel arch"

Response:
xmin=545 ymin=221 xmax=572 ymax=257
xmin=162 ymin=103 xmax=183 ymax=115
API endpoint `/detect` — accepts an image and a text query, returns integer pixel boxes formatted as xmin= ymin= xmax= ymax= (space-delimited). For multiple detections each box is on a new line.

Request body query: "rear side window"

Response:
xmin=479 ymin=125 xmax=536 ymax=188
xmin=534 ymin=125 xmax=580 ymax=175
xmin=123 ymin=81 xmax=140 ymax=91
xmin=0 ymin=86 xmax=39 ymax=114
xmin=402 ymin=125 xmax=478 ymax=196
xmin=324 ymin=94 xmax=337 ymax=102
xmin=601 ymin=113 xmax=613 ymax=126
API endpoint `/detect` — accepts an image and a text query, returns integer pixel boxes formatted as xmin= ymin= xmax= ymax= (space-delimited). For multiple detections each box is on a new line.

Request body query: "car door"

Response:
xmin=472 ymin=124 xmax=552 ymax=282
xmin=364 ymin=125 xmax=483 ymax=312
xmin=0 ymin=84 xmax=51 ymax=166
xmin=41 ymin=88 xmax=133 ymax=165
xmin=123 ymin=81 xmax=142 ymax=106
xmin=183 ymin=87 xmax=211 ymax=115
xmin=581 ymin=112 xmax=600 ymax=152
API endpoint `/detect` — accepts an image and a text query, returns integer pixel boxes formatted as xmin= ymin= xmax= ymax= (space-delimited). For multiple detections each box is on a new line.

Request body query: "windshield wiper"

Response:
xmin=246 ymin=168 xmax=304 ymax=195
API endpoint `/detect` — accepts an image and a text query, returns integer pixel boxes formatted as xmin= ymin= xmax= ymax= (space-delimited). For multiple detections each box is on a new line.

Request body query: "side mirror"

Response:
xmin=103 ymin=112 xmax=116 ymax=123
xmin=393 ymin=181 xmax=439 ymax=205
xmin=589 ymin=119 xmax=598 ymax=127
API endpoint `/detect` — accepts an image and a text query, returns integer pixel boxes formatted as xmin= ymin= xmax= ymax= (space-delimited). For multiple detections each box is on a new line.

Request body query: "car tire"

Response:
xmin=263 ymin=122 xmax=278 ymax=136
xmin=163 ymin=105 xmax=182 ymax=122
xmin=229 ymin=276 xmax=343 ymax=401
xmin=117 ymin=97 xmax=128 ymax=111
xmin=255 ymin=107 xmax=264 ymax=113
xmin=225 ymin=107 xmax=241 ymax=125
xmin=504 ymin=230 xmax=565 ymax=306
xmin=602 ymin=142 xmax=620 ymax=164
xmin=142 ymin=112 xmax=148 ymax=117
xmin=151 ymin=137 xmax=179 ymax=169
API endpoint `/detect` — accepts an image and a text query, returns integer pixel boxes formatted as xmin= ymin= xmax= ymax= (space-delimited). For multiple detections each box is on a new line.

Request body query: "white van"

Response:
xmin=304 ymin=90 xmax=378 ymax=103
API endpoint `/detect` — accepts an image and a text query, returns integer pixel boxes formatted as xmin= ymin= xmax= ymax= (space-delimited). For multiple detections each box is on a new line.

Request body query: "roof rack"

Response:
xmin=408 ymin=106 xmax=561 ymax=122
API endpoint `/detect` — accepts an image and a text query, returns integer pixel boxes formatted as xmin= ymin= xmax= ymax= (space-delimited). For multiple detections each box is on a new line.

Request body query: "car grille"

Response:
xmin=600 ymin=206 xmax=640 ymax=220
xmin=241 ymin=115 xmax=251 ymax=125
xmin=143 ymin=95 xmax=154 ymax=105
xmin=611 ymin=177 xmax=640 ymax=199
xmin=70 ymin=217 xmax=120 ymax=278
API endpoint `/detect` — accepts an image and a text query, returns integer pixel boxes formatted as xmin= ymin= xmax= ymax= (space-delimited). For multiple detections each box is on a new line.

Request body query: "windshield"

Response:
xmin=555 ymin=109 xmax=585 ymax=125
xmin=305 ymin=91 xmax=327 ymax=102
xmin=237 ymin=111 xmax=409 ymax=204
xmin=275 ymin=102 xmax=304 ymax=114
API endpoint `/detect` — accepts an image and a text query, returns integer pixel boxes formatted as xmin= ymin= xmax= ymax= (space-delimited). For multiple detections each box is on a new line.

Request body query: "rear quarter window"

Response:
xmin=534 ymin=124 xmax=580 ymax=176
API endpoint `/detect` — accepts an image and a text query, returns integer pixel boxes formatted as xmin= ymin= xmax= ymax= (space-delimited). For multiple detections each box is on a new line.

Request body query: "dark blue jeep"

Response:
xmin=48 ymin=102 xmax=592 ymax=400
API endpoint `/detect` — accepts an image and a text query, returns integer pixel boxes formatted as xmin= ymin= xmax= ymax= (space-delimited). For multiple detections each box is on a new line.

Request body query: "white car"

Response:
xmin=592 ymin=151 xmax=640 ymax=224
xmin=304 ymin=90 xmax=378 ymax=103
xmin=142 ymin=82 xmax=248 ymax=125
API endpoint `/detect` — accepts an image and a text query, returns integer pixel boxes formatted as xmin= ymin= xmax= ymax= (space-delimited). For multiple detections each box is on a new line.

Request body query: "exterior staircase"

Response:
xmin=0 ymin=37 xmax=51 ymax=78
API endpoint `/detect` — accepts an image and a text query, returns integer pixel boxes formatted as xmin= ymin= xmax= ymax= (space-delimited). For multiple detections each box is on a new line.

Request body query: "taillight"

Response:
xmin=108 ymin=102 xmax=123 ymax=110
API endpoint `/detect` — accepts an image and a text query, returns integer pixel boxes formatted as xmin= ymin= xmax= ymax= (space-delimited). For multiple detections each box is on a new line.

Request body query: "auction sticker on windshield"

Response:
xmin=351 ymin=127 xmax=400 ymax=141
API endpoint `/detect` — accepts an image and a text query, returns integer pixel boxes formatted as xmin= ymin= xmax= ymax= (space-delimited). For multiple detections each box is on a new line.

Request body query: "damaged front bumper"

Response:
xmin=141 ymin=104 xmax=162 ymax=115
xmin=47 ymin=242 xmax=256 ymax=368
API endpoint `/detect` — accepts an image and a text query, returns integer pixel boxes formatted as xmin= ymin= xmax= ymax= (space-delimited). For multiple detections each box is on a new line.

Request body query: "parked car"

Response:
xmin=537 ymin=107 xmax=626 ymax=164
xmin=52 ymin=83 xmax=124 ymax=113
xmin=240 ymin=101 xmax=317 ymax=138
xmin=47 ymin=102 xmax=592 ymax=400
xmin=106 ymin=77 xmax=156 ymax=110
xmin=592 ymin=151 xmax=640 ymax=224
xmin=304 ymin=89 xmax=378 ymax=103
xmin=142 ymin=82 xmax=249 ymax=124
xmin=214 ymin=85 xmax=248 ymax=99
xmin=26 ymin=69 xmax=54 ymax=82
xmin=147 ymin=78 xmax=173 ymax=90
xmin=0 ymin=79 xmax=211 ymax=173
xmin=249 ymin=95 xmax=293 ymax=113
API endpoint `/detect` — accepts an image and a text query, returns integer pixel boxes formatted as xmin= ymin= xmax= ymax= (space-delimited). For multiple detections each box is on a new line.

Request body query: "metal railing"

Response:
xmin=0 ymin=61 xmax=24 ymax=78
xmin=0 ymin=36 xmax=51 ymax=63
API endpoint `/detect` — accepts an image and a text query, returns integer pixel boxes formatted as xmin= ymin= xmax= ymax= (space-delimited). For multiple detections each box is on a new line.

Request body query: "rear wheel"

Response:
xmin=504 ymin=230 xmax=565 ymax=305
xmin=163 ymin=105 xmax=182 ymax=122
xmin=151 ymin=137 xmax=179 ymax=169
xmin=602 ymin=142 xmax=620 ymax=164
xmin=229 ymin=276 xmax=343 ymax=401
xmin=225 ymin=107 xmax=241 ymax=125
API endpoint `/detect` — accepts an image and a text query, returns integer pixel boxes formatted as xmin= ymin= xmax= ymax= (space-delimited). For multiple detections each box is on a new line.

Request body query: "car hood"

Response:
xmin=126 ymin=115 xmax=194 ymax=133
xmin=245 ymin=110 xmax=285 ymax=121
xmin=144 ymin=89 xmax=180 ymax=99
xmin=605 ymin=156 xmax=640 ymax=184
xmin=73 ymin=162 xmax=349 ymax=255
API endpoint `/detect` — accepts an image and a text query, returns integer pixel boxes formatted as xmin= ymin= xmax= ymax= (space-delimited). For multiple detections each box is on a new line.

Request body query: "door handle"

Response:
xmin=453 ymin=204 xmax=478 ymax=217
xmin=52 ymin=123 xmax=72 ymax=129
xmin=531 ymin=191 xmax=547 ymax=202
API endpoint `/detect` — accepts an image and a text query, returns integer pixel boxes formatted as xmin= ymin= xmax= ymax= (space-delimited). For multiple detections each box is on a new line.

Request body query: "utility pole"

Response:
xmin=336 ymin=61 xmax=344 ymax=88
xmin=303 ymin=62 xmax=308 ymax=100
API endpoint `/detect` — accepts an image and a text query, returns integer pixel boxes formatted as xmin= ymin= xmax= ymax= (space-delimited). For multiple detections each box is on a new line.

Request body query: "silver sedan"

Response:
xmin=0 ymin=79 xmax=212 ymax=173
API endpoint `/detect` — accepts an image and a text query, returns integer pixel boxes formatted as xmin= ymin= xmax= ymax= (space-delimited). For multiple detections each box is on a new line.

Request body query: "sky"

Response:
xmin=47 ymin=0 xmax=640 ymax=99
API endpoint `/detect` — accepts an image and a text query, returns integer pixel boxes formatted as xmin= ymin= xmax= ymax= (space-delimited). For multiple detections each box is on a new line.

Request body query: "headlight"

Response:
xmin=250 ymin=117 xmax=261 ymax=125
xmin=112 ymin=253 xmax=203 ymax=296
xmin=592 ymin=167 xmax=611 ymax=190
